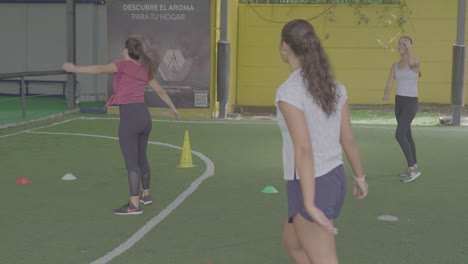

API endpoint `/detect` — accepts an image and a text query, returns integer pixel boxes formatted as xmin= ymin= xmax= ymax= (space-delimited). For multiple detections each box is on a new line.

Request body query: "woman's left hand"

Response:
xmin=62 ymin=62 xmax=77 ymax=73
xmin=306 ymin=205 xmax=338 ymax=235
xmin=171 ymin=109 xmax=180 ymax=120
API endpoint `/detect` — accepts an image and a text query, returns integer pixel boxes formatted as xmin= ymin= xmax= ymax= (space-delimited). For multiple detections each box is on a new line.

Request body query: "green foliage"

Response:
xmin=350 ymin=0 xmax=411 ymax=27
xmin=240 ymin=0 xmax=412 ymax=35
xmin=240 ymin=0 xmax=412 ymax=50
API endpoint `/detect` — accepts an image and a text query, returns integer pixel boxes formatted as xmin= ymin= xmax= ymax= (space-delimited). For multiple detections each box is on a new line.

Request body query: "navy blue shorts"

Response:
xmin=287 ymin=165 xmax=347 ymax=223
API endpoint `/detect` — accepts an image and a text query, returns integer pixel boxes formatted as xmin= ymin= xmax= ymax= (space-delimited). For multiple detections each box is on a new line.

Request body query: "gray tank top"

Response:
xmin=395 ymin=62 xmax=419 ymax=97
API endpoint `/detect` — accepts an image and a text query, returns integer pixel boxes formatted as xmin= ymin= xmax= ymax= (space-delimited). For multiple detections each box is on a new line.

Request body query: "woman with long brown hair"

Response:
xmin=276 ymin=19 xmax=368 ymax=263
xmin=63 ymin=38 xmax=179 ymax=215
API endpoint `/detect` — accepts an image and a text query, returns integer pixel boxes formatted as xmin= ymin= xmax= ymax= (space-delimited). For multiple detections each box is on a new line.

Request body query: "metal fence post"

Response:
xmin=451 ymin=0 xmax=466 ymax=126
xmin=217 ymin=0 xmax=230 ymax=118
xmin=66 ymin=0 xmax=77 ymax=108
xmin=21 ymin=76 xmax=26 ymax=121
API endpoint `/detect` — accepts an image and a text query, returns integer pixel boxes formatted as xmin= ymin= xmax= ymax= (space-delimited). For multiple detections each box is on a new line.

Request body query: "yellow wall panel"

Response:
xmin=238 ymin=47 xmax=282 ymax=67
xmin=327 ymin=48 xmax=395 ymax=69
xmin=324 ymin=5 xmax=401 ymax=27
xmin=241 ymin=4 xmax=329 ymax=27
xmin=418 ymin=82 xmax=451 ymax=103
xmin=335 ymin=69 xmax=389 ymax=103
xmin=410 ymin=19 xmax=457 ymax=42
xmin=237 ymin=66 xmax=288 ymax=106
xmin=416 ymin=41 xmax=454 ymax=62
xmin=324 ymin=27 xmax=401 ymax=48
xmin=235 ymin=2 xmax=468 ymax=107
xmin=239 ymin=26 xmax=284 ymax=47
xmin=237 ymin=66 xmax=288 ymax=87
xmin=411 ymin=0 xmax=458 ymax=19
xmin=237 ymin=85 xmax=277 ymax=106
xmin=419 ymin=62 xmax=454 ymax=83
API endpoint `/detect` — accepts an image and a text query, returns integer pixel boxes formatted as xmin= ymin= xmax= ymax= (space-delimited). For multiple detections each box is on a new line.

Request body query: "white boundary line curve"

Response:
xmin=22 ymin=129 xmax=214 ymax=264
xmin=0 ymin=118 xmax=214 ymax=262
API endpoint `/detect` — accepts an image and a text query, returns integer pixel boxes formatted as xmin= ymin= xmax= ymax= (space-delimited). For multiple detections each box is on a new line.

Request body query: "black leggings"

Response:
xmin=119 ymin=103 xmax=152 ymax=196
xmin=394 ymin=95 xmax=418 ymax=167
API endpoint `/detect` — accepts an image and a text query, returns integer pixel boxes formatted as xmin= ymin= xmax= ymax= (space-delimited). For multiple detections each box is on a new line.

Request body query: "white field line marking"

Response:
xmin=1 ymin=116 xmax=465 ymax=136
xmin=79 ymin=116 xmax=468 ymax=132
xmin=2 ymin=114 xmax=466 ymax=137
xmin=352 ymin=124 xmax=468 ymax=132
xmin=80 ymin=116 xmax=277 ymax=125
xmin=26 ymin=131 xmax=215 ymax=264
xmin=0 ymin=109 xmax=79 ymax=130
xmin=0 ymin=118 xmax=81 ymax=139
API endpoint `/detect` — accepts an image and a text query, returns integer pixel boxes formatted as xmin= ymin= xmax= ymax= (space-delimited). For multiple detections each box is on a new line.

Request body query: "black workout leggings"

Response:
xmin=394 ymin=95 xmax=418 ymax=167
xmin=119 ymin=103 xmax=152 ymax=196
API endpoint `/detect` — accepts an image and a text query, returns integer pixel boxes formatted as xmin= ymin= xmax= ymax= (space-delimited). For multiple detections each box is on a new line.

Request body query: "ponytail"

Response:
xmin=137 ymin=46 xmax=156 ymax=80
xmin=125 ymin=38 xmax=156 ymax=80
xmin=282 ymin=20 xmax=338 ymax=117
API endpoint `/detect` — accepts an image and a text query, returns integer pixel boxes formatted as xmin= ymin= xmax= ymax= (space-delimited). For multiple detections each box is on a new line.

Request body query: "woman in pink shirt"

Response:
xmin=63 ymin=38 xmax=179 ymax=215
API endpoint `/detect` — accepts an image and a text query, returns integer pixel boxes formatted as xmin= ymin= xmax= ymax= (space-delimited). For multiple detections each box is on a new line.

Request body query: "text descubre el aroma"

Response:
xmin=123 ymin=4 xmax=195 ymax=12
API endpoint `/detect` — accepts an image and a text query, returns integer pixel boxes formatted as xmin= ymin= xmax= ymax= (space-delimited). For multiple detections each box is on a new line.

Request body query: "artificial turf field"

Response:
xmin=2 ymin=114 xmax=468 ymax=264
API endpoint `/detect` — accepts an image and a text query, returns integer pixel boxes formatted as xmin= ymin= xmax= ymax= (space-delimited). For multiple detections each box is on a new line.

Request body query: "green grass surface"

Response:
xmin=2 ymin=115 xmax=468 ymax=264
xmin=78 ymin=101 xmax=106 ymax=109
xmin=0 ymin=96 xmax=69 ymax=124
xmin=0 ymin=95 xmax=444 ymax=127
xmin=350 ymin=109 xmax=440 ymax=126
xmin=0 ymin=96 xmax=107 ymax=125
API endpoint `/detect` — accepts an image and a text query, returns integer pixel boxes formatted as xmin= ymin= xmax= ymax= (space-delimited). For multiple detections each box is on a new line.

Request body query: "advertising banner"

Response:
xmin=107 ymin=0 xmax=211 ymax=109
xmin=0 ymin=0 xmax=104 ymax=3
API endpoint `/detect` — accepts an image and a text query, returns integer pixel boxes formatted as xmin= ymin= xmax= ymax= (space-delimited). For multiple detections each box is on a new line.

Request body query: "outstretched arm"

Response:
xmin=339 ymin=101 xmax=368 ymax=199
xmin=148 ymin=79 xmax=180 ymax=119
xmin=62 ymin=62 xmax=117 ymax=74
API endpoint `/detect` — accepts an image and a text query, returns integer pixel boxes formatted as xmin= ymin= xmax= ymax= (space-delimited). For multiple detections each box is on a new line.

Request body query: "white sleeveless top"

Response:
xmin=395 ymin=62 xmax=419 ymax=97
xmin=275 ymin=69 xmax=347 ymax=180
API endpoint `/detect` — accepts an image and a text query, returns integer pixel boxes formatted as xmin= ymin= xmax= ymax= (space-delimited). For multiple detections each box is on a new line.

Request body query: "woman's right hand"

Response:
xmin=402 ymin=38 xmax=412 ymax=49
xmin=382 ymin=94 xmax=389 ymax=101
xmin=306 ymin=205 xmax=338 ymax=235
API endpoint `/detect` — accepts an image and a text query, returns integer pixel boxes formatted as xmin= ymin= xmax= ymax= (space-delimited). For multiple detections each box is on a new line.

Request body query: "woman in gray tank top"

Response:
xmin=382 ymin=36 xmax=422 ymax=183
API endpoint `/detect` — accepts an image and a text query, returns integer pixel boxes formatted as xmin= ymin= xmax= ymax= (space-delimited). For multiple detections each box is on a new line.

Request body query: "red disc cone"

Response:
xmin=16 ymin=177 xmax=32 ymax=184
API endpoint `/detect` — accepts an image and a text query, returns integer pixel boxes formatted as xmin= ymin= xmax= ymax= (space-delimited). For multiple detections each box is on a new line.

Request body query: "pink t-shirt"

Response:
xmin=105 ymin=59 xmax=150 ymax=108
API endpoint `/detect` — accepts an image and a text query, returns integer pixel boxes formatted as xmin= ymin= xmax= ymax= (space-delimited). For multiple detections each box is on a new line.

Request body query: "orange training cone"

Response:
xmin=16 ymin=177 xmax=32 ymax=184
xmin=177 ymin=129 xmax=195 ymax=168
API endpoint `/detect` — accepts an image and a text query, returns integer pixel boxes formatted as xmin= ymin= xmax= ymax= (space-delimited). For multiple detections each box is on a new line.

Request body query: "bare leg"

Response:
xmin=282 ymin=220 xmax=310 ymax=264
xmin=130 ymin=196 xmax=139 ymax=207
xmin=293 ymin=214 xmax=338 ymax=264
